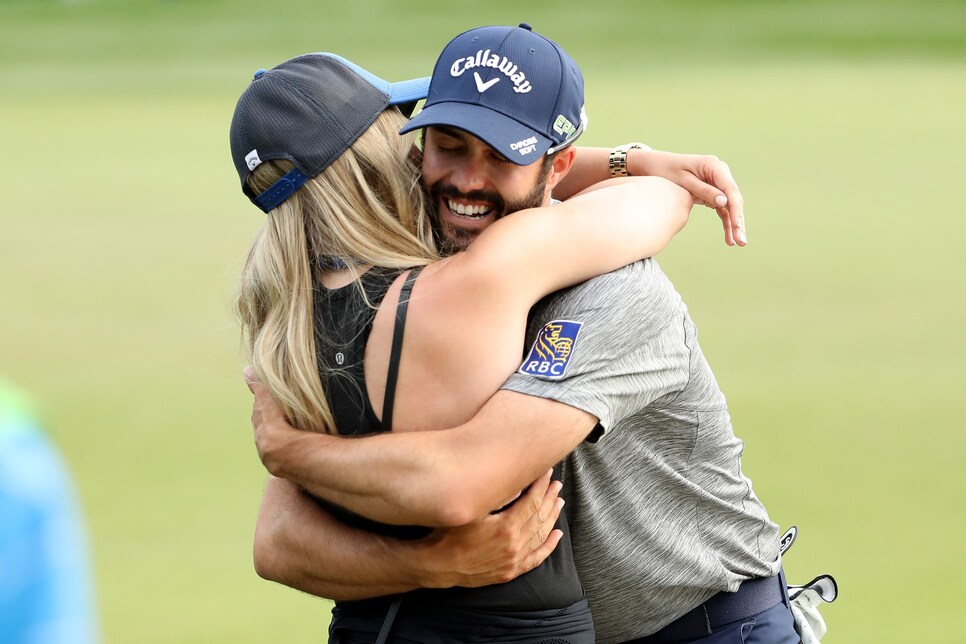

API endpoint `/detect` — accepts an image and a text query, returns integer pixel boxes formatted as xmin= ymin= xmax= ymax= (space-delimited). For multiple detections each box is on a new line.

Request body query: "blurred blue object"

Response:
xmin=0 ymin=379 xmax=98 ymax=644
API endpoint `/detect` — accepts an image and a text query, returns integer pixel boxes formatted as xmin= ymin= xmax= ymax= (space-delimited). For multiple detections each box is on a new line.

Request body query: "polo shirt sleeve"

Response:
xmin=500 ymin=260 xmax=691 ymax=435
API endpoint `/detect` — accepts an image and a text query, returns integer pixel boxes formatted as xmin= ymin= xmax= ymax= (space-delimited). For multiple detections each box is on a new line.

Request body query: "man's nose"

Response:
xmin=448 ymin=157 xmax=489 ymax=193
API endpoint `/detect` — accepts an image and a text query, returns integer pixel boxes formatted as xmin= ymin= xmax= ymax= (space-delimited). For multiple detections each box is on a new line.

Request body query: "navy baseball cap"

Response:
xmin=400 ymin=24 xmax=587 ymax=166
xmin=230 ymin=53 xmax=430 ymax=213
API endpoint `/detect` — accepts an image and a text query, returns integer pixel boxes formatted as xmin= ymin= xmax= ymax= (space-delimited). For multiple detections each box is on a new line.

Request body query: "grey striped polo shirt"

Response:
xmin=502 ymin=259 xmax=780 ymax=643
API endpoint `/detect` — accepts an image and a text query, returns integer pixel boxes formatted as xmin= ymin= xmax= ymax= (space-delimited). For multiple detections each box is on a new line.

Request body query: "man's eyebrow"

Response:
xmin=434 ymin=125 xmax=467 ymax=140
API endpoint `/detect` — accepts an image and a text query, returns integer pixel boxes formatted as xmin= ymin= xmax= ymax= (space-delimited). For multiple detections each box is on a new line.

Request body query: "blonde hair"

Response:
xmin=236 ymin=108 xmax=438 ymax=434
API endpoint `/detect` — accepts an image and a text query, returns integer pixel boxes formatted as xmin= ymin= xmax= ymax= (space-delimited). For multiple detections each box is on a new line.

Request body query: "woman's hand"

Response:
xmin=630 ymin=149 xmax=746 ymax=246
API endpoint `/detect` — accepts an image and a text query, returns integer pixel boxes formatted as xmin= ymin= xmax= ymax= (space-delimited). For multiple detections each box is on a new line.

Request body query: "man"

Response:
xmin=248 ymin=24 xmax=797 ymax=643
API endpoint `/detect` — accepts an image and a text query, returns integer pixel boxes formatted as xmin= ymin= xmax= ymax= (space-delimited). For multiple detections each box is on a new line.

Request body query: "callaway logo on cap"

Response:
xmin=400 ymin=24 xmax=588 ymax=165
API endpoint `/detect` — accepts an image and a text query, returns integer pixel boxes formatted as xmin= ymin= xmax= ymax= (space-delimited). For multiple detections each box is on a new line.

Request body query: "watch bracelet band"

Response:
xmin=608 ymin=142 xmax=650 ymax=177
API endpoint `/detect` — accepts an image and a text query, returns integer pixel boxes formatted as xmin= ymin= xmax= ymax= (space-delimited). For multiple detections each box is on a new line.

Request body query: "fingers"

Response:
xmin=541 ymin=494 xmax=564 ymax=538
xmin=243 ymin=365 xmax=257 ymax=384
xmin=689 ymin=180 xmax=729 ymax=214
xmin=682 ymin=154 xmax=746 ymax=248
xmin=520 ymin=528 xmax=563 ymax=575
xmin=502 ymin=489 xmax=564 ymax=579
xmin=246 ymin=366 xmax=267 ymax=428
xmin=734 ymin=215 xmax=747 ymax=246
xmin=681 ymin=173 xmax=746 ymax=247
xmin=243 ymin=367 xmax=278 ymax=416
xmin=499 ymin=469 xmax=560 ymax=544
xmin=717 ymin=206 xmax=736 ymax=247
xmin=521 ymin=476 xmax=563 ymax=554
xmin=432 ymin=471 xmax=563 ymax=587
xmin=722 ymin=193 xmax=746 ymax=246
xmin=707 ymin=160 xmax=746 ymax=246
xmin=518 ymin=469 xmax=554 ymax=518
xmin=541 ymin=480 xmax=563 ymax=522
xmin=243 ymin=365 xmax=261 ymax=395
xmin=244 ymin=368 xmax=291 ymax=439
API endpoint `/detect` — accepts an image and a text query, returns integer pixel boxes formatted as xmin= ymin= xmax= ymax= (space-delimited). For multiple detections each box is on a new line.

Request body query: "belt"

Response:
xmin=629 ymin=573 xmax=787 ymax=643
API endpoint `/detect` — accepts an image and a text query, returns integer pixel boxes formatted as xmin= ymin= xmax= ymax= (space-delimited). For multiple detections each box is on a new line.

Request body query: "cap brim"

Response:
xmin=316 ymin=53 xmax=429 ymax=106
xmin=400 ymin=102 xmax=552 ymax=166
xmin=386 ymin=77 xmax=431 ymax=105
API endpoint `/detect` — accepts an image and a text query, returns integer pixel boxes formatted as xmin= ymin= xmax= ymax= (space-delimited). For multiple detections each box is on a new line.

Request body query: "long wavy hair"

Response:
xmin=236 ymin=108 xmax=438 ymax=434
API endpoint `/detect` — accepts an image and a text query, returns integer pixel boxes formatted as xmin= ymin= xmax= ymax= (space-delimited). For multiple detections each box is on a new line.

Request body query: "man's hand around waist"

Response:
xmin=412 ymin=469 xmax=565 ymax=588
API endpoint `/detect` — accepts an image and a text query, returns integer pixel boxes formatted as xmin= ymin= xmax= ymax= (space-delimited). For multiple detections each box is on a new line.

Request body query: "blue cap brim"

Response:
xmin=385 ymin=76 xmax=432 ymax=105
xmin=318 ymin=53 xmax=429 ymax=105
xmin=400 ymin=101 xmax=552 ymax=166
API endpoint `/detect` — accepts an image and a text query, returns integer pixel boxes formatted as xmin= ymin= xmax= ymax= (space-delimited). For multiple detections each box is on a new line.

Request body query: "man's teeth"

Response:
xmin=448 ymin=200 xmax=492 ymax=218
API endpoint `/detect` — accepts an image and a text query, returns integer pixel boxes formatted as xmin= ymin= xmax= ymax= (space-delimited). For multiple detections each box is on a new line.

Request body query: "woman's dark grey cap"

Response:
xmin=230 ymin=53 xmax=430 ymax=212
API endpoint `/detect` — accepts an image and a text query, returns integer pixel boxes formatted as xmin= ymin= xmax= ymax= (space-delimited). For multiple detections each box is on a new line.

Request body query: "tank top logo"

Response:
xmin=518 ymin=320 xmax=583 ymax=379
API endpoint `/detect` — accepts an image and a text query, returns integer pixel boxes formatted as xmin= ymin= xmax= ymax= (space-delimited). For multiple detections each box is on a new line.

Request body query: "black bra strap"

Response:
xmin=381 ymin=267 xmax=422 ymax=431
xmin=374 ymin=596 xmax=404 ymax=644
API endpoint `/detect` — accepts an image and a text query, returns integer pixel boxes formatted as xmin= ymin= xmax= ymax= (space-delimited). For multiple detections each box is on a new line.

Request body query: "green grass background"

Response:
xmin=1 ymin=0 xmax=963 ymax=641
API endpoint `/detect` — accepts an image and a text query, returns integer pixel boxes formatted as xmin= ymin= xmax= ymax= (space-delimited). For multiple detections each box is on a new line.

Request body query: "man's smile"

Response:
xmin=446 ymin=199 xmax=495 ymax=220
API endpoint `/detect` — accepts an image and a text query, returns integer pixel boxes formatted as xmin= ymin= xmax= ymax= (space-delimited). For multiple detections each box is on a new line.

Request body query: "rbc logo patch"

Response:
xmin=518 ymin=320 xmax=583 ymax=379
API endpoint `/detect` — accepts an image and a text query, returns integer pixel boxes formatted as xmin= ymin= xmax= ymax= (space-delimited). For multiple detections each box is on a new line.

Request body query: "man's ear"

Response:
xmin=546 ymin=146 xmax=577 ymax=193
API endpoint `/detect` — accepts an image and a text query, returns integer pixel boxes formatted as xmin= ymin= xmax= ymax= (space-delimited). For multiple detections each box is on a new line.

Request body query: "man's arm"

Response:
xmin=555 ymin=146 xmax=746 ymax=246
xmin=253 ymin=471 xmax=567 ymax=598
xmin=249 ymin=366 xmax=597 ymax=528
xmin=254 ymin=476 xmax=416 ymax=599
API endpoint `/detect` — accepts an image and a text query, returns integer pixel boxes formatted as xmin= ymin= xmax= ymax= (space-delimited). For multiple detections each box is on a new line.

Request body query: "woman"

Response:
xmin=231 ymin=53 xmax=691 ymax=643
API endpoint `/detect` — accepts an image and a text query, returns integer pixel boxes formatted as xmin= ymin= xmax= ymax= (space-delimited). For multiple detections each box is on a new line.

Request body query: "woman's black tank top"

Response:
xmin=312 ymin=267 xmax=583 ymax=612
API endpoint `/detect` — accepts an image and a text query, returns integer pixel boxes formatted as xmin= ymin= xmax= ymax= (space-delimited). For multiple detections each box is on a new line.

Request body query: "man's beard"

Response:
xmin=427 ymin=172 xmax=549 ymax=256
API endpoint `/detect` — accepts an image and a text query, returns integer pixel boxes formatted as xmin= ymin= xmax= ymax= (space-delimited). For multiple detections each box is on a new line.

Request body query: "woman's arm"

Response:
xmin=250 ymin=179 xmax=686 ymax=526
xmin=460 ymin=176 xmax=692 ymax=312
xmin=555 ymin=146 xmax=746 ymax=246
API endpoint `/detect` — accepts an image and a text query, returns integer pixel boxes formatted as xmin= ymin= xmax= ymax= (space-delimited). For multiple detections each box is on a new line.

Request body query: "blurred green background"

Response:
xmin=1 ymin=0 xmax=963 ymax=642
